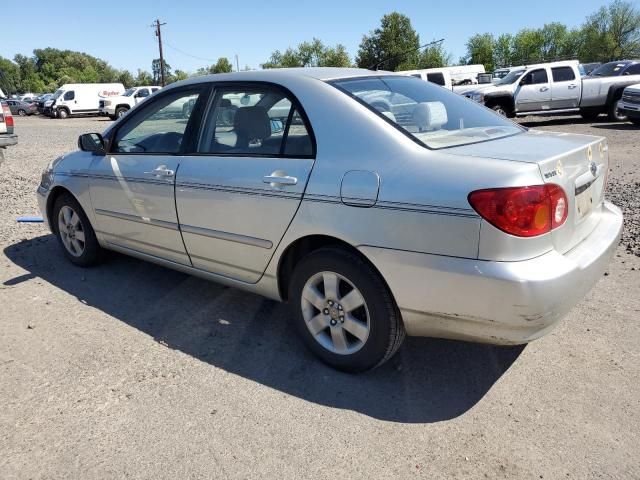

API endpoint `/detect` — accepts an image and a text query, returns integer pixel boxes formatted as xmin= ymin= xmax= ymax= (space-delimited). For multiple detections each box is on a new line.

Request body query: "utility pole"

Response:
xmin=235 ymin=54 xmax=239 ymax=72
xmin=152 ymin=19 xmax=167 ymax=86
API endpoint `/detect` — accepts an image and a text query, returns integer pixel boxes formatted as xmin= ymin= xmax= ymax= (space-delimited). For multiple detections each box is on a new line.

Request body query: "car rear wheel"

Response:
xmin=608 ymin=99 xmax=627 ymax=122
xmin=18 ymin=109 xmax=26 ymax=116
xmin=53 ymin=193 xmax=104 ymax=267
xmin=491 ymin=104 xmax=508 ymax=117
xmin=288 ymin=247 xmax=405 ymax=372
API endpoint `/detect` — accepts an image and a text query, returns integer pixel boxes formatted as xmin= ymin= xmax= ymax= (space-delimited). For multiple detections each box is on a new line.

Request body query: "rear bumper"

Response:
xmin=360 ymin=201 xmax=623 ymax=345
xmin=0 ymin=133 xmax=18 ymax=147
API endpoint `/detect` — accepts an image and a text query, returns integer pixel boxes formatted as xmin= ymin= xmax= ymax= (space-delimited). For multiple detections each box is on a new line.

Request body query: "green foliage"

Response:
xmin=418 ymin=44 xmax=451 ymax=68
xmin=0 ymin=56 xmax=22 ymax=94
xmin=210 ymin=57 xmax=233 ymax=74
xmin=463 ymin=33 xmax=496 ymax=71
xmin=580 ymin=0 xmax=640 ymax=61
xmin=356 ymin=12 xmax=421 ymax=70
xmin=262 ymin=38 xmax=351 ymax=68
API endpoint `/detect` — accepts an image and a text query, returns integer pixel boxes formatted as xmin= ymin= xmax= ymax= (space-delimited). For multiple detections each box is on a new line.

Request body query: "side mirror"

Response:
xmin=519 ymin=78 xmax=526 ymax=86
xmin=78 ymin=133 xmax=106 ymax=154
xmin=270 ymin=118 xmax=284 ymax=134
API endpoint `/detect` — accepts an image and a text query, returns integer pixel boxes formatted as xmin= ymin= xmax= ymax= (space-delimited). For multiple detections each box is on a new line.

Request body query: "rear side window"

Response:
xmin=426 ymin=73 xmax=446 ymax=86
xmin=624 ymin=64 xmax=640 ymax=75
xmin=552 ymin=67 xmax=576 ymax=82
xmin=198 ymin=86 xmax=314 ymax=157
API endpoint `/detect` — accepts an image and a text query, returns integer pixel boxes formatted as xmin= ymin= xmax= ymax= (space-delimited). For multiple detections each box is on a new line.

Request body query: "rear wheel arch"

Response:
xmin=277 ymin=235 xmax=393 ymax=303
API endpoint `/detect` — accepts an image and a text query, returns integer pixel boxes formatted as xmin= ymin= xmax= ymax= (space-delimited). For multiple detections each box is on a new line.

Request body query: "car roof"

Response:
xmin=172 ymin=67 xmax=394 ymax=88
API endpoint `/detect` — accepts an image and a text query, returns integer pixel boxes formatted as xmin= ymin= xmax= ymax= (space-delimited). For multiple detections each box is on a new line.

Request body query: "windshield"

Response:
xmin=122 ymin=88 xmax=136 ymax=97
xmin=589 ymin=62 xmax=627 ymax=77
xmin=495 ymin=69 xmax=525 ymax=85
xmin=52 ymin=89 xmax=64 ymax=99
xmin=331 ymin=76 xmax=523 ymax=149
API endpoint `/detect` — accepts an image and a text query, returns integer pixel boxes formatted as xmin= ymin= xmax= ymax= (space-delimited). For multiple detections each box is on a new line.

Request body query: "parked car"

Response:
xmin=464 ymin=60 xmax=640 ymax=121
xmin=618 ymin=83 xmax=640 ymax=126
xmin=36 ymin=94 xmax=54 ymax=114
xmin=587 ymin=60 xmax=640 ymax=78
xmin=99 ymin=85 xmax=161 ymax=120
xmin=5 ymin=99 xmax=38 ymax=116
xmin=37 ymin=68 xmax=622 ymax=372
xmin=580 ymin=62 xmax=602 ymax=76
xmin=44 ymin=83 xmax=125 ymax=118
xmin=0 ymin=101 xmax=18 ymax=162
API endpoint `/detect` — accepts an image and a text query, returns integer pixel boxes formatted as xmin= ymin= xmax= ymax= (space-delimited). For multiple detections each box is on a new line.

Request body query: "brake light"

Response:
xmin=468 ymin=184 xmax=568 ymax=237
xmin=1 ymin=102 xmax=14 ymax=133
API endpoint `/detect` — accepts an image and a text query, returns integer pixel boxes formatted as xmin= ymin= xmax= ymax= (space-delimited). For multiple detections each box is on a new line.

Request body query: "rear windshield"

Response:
xmin=589 ymin=62 xmax=628 ymax=77
xmin=331 ymin=75 xmax=522 ymax=149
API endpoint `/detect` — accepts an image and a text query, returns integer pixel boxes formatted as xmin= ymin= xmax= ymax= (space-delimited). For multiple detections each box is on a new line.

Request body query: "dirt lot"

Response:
xmin=1 ymin=114 xmax=639 ymax=479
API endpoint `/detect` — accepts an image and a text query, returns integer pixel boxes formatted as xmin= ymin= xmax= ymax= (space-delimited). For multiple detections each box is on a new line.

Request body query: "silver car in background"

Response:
xmin=37 ymin=68 xmax=623 ymax=372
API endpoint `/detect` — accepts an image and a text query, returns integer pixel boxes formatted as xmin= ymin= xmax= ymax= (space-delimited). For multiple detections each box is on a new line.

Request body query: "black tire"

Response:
xmin=491 ymin=104 xmax=509 ymax=117
xmin=608 ymin=99 xmax=627 ymax=122
xmin=108 ymin=114 xmax=117 ymax=121
xmin=52 ymin=193 xmax=104 ymax=267
xmin=115 ymin=106 xmax=128 ymax=119
xmin=288 ymin=246 xmax=405 ymax=372
xmin=580 ymin=109 xmax=600 ymax=121
xmin=18 ymin=109 xmax=26 ymax=116
xmin=57 ymin=108 xmax=69 ymax=119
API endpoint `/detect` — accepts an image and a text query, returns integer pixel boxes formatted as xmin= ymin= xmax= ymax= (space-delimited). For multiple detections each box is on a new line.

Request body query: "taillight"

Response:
xmin=468 ymin=184 xmax=568 ymax=237
xmin=1 ymin=102 xmax=14 ymax=133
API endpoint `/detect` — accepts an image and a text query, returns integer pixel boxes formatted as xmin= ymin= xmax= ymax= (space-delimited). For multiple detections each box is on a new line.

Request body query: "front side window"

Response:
xmin=64 ymin=91 xmax=75 ymax=101
xmin=623 ymin=64 xmax=640 ymax=75
xmin=136 ymin=89 xmax=150 ymax=98
xmin=552 ymin=67 xmax=576 ymax=82
xmin=522 ymin=69 xmax=548 ymax=85
xmin=331 ymin=75 xmax=523 ymax=149
xmin=122 ymin=88 xmax=136 ymax=97
xmin=198 ymin=86 xmax=313 ymax=156
xmin=495 ymin=69 xmax=525 ymax=85
xmin=112 ymin=88 xmax=202 ymax=154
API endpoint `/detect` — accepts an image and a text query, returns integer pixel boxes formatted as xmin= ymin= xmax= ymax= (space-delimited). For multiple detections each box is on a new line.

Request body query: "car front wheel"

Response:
xmin=53 ymin=193 xmax=104 ymax=267
xmin=289 ymin=247 xmax=405 ymax=372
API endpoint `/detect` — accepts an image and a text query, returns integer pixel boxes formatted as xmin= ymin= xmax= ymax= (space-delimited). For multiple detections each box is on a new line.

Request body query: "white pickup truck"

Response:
xmin=464 ymin=60 xmax=640 ymax=121
xmin=99 ymin=85 xmax=160 ymax=120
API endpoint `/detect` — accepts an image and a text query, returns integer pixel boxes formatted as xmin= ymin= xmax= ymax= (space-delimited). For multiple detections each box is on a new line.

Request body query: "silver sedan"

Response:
xmin=37 ymin=68 xmax=623 ymax=372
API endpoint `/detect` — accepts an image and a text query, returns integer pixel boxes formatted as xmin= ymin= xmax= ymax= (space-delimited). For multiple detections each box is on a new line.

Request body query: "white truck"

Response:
xmin=618 ymin=83 xmax=640 ymax=126
xmin=44 ymin=83 xmax=125 ymax=119
xmin=99 ymin=85 xmax=160 ymax=120
xmin=463 ymin=60 xmax=640 ymax=121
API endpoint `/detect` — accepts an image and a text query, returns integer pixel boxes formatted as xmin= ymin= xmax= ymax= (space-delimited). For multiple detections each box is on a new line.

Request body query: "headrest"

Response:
xmin=234 ymin=106 xmax=271 ymax=140
xmin=412 ymin=102 xmax=448 ymax=131
xmin=220 ymin=98 xmax=232 ymax=107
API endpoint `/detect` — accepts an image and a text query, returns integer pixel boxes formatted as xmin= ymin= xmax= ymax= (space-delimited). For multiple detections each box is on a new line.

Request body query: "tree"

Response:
xmin=135 ymin=69 xmax=154 ymax=86
xmin=117 ymin=70 xmax=135 ymax=88
xmin=0 ymin=56 xmax=21 ymax=95
xmin=580 ymin=0 xmax=640 ymax=61
xmin=262 ymin=38 xmax=351 ymax=68
xmin=464 ymin=33 xmax=495 ymax=71
xmin=493 ymin=34 xmax=513 ymax=68
xmin=418 ymin=43 xmax=451 ymax=68
xmin=211 ymin=57 xmax=233 ymax=73
xmin=171 ymin=69 xmax=189 ymax=82
xmin=356 ymin=12 xmax=420 ymax=70
xmin=511 ymin=28 xmax=545 ymax=64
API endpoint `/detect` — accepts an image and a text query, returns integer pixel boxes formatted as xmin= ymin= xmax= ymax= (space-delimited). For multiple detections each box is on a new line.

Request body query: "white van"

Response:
xmin=45 ymin=83 xmax=125 ymax=119
xmin=399 ymin=68 xmax=453 ymax=90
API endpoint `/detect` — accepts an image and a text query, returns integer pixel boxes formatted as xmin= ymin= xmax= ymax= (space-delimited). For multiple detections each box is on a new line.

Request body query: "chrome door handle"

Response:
xmin=568 ymin=84 xmax=578 ymax=89
xmin=539 ymin=87 xmax=549 ymax=92
xmin=147 ymin=166 xmax=175 ymax=177
xmin=263 ymin=175 xmax=297 ymax=186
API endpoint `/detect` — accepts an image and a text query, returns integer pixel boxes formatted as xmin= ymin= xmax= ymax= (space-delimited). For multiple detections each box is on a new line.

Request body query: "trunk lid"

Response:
xmin=448 ymin=130 xmax=608 ymax=253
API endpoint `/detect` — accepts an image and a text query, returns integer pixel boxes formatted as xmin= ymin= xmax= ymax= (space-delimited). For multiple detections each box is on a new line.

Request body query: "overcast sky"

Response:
xmin=1 ymin=0 xmax=612 ymax=72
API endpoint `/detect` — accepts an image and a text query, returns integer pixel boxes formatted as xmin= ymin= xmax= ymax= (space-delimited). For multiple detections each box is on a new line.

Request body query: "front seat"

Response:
xmin=233 ymin=106 xmax=272 ymax=151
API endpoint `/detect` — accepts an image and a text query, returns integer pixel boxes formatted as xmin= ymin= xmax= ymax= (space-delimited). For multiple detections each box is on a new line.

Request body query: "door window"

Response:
xmin=623 ymin=64 xmax=640 ymax=75
xmin=551 ymin=67 xmax=576 ymax=82
xmin=136 ymin=88 xmax=150 ymax=98
xmin=63 ymin=91 xmax=75 ymax=100
xmin=522 ymin=69 xmax=548 ymax=85
xmin=111 ymin=88 xmax=203 ymax=154
xmin=198 ymin=86 xmax=314 ymax=157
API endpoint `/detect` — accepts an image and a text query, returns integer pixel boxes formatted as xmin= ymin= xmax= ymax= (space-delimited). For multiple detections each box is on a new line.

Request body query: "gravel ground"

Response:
xmin=1 ymin=114 xmax=639 ymax=479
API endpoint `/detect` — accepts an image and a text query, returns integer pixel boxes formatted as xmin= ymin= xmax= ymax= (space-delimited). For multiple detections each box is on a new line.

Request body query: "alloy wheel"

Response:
xmin=301 ymin=271 xmax=370 ymax=355
xmin=57 ymin=206 xmax=86 ymax=257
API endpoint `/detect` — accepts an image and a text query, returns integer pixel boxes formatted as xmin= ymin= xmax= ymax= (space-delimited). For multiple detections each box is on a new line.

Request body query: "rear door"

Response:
xmin=515 ymin=68 xmax=551 ymax=112
xmin=175 ymin=83 xmax=316 ymax=283
xmin=550 ymin=66 xmax=580 ymax=108
xmin=89 ymin=84 xmax=207 ymax=264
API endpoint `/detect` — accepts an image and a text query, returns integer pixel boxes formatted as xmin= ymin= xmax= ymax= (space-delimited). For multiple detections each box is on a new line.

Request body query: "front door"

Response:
xmin=175 ymin=84 xmax=316 ymax=283
xmin=515 ymin=68 xmax=551 ymax=112
xmin=89 ymin=85 xmax=206 ymax=265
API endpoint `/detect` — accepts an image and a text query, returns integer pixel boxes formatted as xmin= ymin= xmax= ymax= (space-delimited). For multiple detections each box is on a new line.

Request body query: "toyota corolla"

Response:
xmin=37 ymin=68 xmax=623 ymax=372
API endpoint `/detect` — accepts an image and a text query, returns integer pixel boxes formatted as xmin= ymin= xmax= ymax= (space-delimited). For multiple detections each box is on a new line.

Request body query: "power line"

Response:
xmin=163 ymin=41 xmax=219 ymax=63
xmin=370 ymin=38 xmax=446 ymax=70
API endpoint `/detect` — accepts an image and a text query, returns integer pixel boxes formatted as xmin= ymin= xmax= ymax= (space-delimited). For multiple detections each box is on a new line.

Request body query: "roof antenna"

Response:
xmin=369 ymin=38 xmax=445 ymax=71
